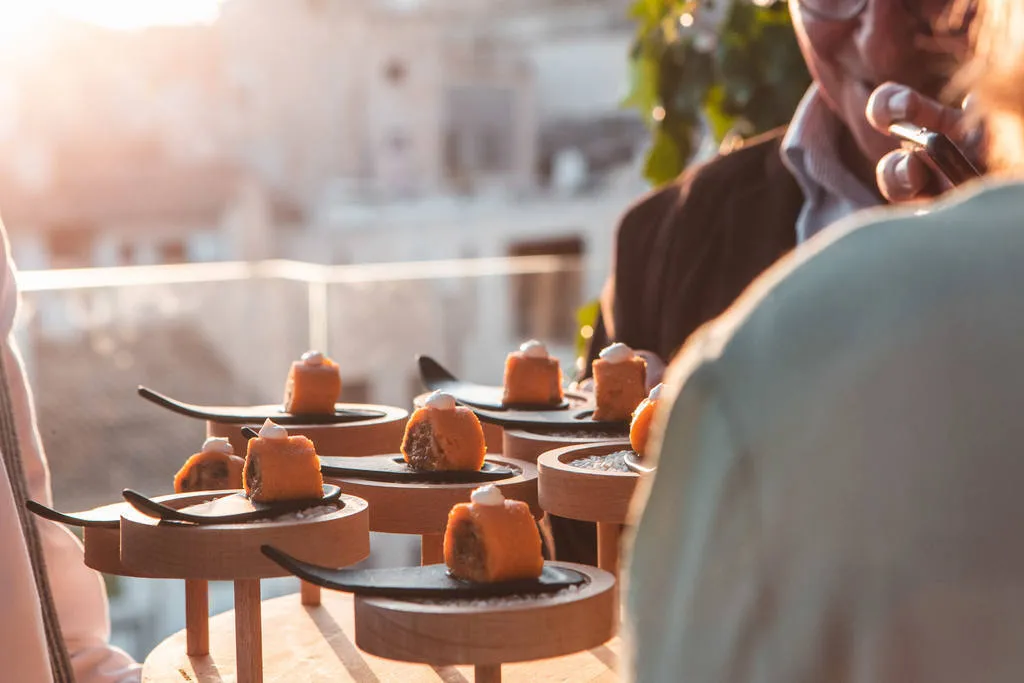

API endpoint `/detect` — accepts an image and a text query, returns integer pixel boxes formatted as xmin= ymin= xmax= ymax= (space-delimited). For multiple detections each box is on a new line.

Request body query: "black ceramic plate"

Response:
xmin=122 ymin=485 xmax=343 ymax=525
xmin=137 ymin=386 xmax=387 ymax=425
xmin=469 ymin=405 xmax=629 ymax=434
xmin=623 ymin=451 xmax=656 ymax=475
xmin=262 ymin=545 xmax=588 ymax=599
xmin=319 ymin=454 xmax=517 ymax=483
xmin=417 ymin=355 xmax=574 ymax=411
xmin=27 ymin=500 xmax=135 ymax=529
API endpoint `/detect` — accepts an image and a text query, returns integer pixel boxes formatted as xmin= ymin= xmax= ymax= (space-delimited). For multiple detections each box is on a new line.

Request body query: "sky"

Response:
xmin=0 ymin=0 xmax=221 ymax=43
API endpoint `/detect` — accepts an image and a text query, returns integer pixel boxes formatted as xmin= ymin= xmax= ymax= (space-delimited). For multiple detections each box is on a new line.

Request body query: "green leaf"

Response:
xmin=644 ymin=127 xmax=685 ymax=186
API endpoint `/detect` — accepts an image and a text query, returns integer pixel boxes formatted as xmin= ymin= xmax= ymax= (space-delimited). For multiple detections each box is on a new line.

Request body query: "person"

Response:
xmin=558 ymin=0 xmax=975 ymax=566
xmin=625 ymin=0 xmax=1024 ymax=679
xmin=582 ymin=0 xmax=975 ymax=388
xmin=0 ymin=219 xmax=140 ymax=681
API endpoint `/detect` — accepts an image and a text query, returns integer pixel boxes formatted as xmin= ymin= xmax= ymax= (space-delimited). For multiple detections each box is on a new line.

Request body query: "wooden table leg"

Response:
xmin=420 ymin=533 xmax=444 ymax=566
xmin=234 ymin=579 xmax=263 ymax=683
xmin=185 ymin=580 xmax=209 ymax=656
xmin=596 ymin=522 xmax=622 ymax=575
xmin=475 ymin=664 xmax=501 ymax=682
xmin=300 ymin=581 xmax=321 ymax=607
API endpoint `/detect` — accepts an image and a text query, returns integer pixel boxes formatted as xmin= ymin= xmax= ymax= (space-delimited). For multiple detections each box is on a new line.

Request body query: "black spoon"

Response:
xmin=137 ymin=386 xmax=387 ymax=425
xmin=417 ymin=355 xmax=574 ymax=411
xmin=262 ymin=545 xmax=588 ymax=599
xmin=27 ymin=500 xmax=134 ymax=529
xmin=122 ymin=485 xmax=343 ymax=525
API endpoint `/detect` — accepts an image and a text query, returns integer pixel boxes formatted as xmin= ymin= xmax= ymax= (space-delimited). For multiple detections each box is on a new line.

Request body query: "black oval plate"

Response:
xmin=469 ymin=405 xmax=629 ymax=434
xmin=418 ymin=355 xmax=578 ymax=411
xmin=319 ymin=454 xmax=517 ymax=484
xmin=122 ymin=485 xmax=343 ymax=525
xmin=138 ymin=386 xmax=387 ymax=425
xmin=262 ymin=545 xmax=587 ymax=599
xmin=624 ymin=450 xmax=655 ymax=475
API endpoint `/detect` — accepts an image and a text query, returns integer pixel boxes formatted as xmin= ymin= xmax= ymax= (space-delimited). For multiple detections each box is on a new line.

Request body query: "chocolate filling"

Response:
xmin=405 ymin=420 xmax=442 ymax=471
xmin=246 ymin=454 xmax=262 ymax=499
xmin=451 ymin=518 xmax=486 ymax=582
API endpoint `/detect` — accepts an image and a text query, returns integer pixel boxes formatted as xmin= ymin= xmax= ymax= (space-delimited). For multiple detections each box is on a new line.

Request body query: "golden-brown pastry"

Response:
xmin=630 ymin=383 xmax=665 ymax=457
xmin=502 ymin=340 xmax=564 ymax=406
xmin=593 ymin=343 xmax=647 ymax=421
xmin=401 ymin=392 xmax=486 ymax=471
xmin=243 ymin=419 xmax=324 ymax=502
xmin=174 ymin=438 xmax=244 ymax=493
xmin=283 ymin=350 xmax=342 ymax=415
xmin=444 ymin=485 xmax=543 ymax=582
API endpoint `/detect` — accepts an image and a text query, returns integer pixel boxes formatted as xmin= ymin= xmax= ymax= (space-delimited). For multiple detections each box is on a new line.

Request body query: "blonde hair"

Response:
xmin=963 ymin=0 xmax=1024 ymax=169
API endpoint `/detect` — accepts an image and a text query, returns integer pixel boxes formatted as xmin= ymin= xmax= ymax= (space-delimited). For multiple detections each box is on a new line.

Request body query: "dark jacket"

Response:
xmin=585 ymin=127 xmax=804 ymax=371
xmin=554 ymin=128 xmax=803 ymax=564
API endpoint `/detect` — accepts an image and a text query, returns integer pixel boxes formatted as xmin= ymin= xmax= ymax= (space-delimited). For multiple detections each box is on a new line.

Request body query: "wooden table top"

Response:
xmin=143 ymin=589 xmax=622 ymax=682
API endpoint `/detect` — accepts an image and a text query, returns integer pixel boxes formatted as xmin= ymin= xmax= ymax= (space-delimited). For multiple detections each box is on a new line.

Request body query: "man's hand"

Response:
xmin=866 ymin=82 xmax=982 ymax=202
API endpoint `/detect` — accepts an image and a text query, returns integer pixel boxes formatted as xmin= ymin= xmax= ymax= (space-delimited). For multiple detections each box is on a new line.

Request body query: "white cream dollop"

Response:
xmin=648 ymin=383 xmax=665 ymax=401
xmin=259 ymin=418 xmax=289 ymax=440
xmin=599 ymin=342 xmax=635 ymax=364
xmin=518 ymin=339 xmax=549 ymax=359
xmin=471 ymin=484 xmax=505 ymax=506
xmin=301 ymin=350 xmax=325 ymax=366
xmin=424 ymin=390 xmax=456 ymax=411
xmin=201 ymin=437 xmax=234 ymax=455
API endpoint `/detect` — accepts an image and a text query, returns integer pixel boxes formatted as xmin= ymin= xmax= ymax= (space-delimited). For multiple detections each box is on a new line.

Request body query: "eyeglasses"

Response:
xmin=796 ymin=0 xmax=977 ymax=37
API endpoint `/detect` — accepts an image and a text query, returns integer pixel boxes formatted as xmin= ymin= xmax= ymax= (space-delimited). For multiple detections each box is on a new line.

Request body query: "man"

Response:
xmin=0 ymin=217 xmax=140 ymax=682
xmin=585 ymin=0 xmax=974 ymax=382
xmin=560 ymin=0 xmax=974 ymax=566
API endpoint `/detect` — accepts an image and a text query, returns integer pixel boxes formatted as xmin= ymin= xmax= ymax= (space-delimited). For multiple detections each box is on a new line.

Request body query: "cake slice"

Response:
xmin=283 ymin=350 xmax=342 ymax=415
xmin=630 ymin=383 xmax=665 ymax=458
xmin=401 ymin=391 xmax=486 ymax=471
xmin=444 ymin=485 xmax=543 ymax=582
xmin=502 ymin=340 xmax=564 ymax=406
xmin=592 ymin=343 xmax=647 ymax=422
xmin=174 ymin=437 xmax=245 ymax=493
xmin=243 ymin=419 xmax=324 ymax=503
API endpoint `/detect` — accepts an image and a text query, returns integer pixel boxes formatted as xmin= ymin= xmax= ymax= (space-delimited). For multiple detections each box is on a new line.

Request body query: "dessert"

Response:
xmin=173 ymin=437 xmax=245 ymax=493
xmin=502 ymin=339 xmax=564 ymax=406
xmin=592 ymin=343 xmax=647 ymax=422
xmin=401 ymin=391 xmax=487 ymax=471
xmin=283 ymin=350 xmax=342 ymax=415
xmin=444 ymin=485 xmax=543 ymax=582
xmin=630 ymin=383 xmax=665 ymax=458
xmin=243 ymin=419 xmax=324 ymax=502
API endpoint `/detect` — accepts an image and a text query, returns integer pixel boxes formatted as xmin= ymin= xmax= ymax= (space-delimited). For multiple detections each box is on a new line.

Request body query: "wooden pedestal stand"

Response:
xmin=414 ymin=391 xmax=504 ymax=454
xmin=208 ymin=404 xmax=406 ymax=605
xmin=537 ymin=441 xmax=639 ymax=576
xmin=502 ymin=428 xmax=628 ymax=463
xmin=123 ymin=491 xmax=370 ymax=683
xmin=354 ymin=562 xmax=616 ymax=682
xmin=324 ymin=456 xmax=539 ymax=566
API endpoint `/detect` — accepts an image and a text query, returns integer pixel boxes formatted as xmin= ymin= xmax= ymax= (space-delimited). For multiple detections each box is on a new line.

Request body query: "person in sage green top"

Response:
xmin=624 ymin=0 xmax=1024 ymax=681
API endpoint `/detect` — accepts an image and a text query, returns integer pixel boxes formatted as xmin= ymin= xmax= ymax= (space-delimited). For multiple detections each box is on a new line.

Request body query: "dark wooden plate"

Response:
xmin=137 ymin=386 xmax=387 ymax=425
xmin=262 ymin=545 xmax=588 ymax=598
xmin=623 ymin=450 xmax=655 ymax=475
xmin=122 ymin=485 xmax=343 ymax=525
xmin=417 ymin=355 xmax=579 ymax=411
xmin=319 ymin=454 xmax=517 ymax=483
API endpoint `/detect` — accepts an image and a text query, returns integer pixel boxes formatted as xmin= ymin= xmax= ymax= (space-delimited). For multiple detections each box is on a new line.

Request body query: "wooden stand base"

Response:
xmin=537 ymin=441 xmax=637 ymax=576
xmin=420 ymin=533 xmax=444 ymax=566
xmin=142 ymin=583 xmax=621 ymax=682
xmin=503 ymin=429 xmax=627 ymax=464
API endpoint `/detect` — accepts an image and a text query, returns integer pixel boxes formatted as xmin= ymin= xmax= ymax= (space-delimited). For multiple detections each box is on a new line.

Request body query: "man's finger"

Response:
xmin=867 ymin=82 xmax=965 ymax=137
xmin=876 ymin=149 xmax=932 ymax=203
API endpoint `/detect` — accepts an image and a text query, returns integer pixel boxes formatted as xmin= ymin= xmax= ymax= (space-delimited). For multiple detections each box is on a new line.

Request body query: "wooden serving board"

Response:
xmin=141 ymin=589 xmax=622 ymax=683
